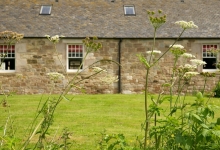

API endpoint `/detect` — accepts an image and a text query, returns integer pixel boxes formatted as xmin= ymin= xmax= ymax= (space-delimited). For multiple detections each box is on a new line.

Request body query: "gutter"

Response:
xmin=23 ymin=36 xmax=220 ymax=40
xmin=118 ymin=39 xmax=122 ymax=94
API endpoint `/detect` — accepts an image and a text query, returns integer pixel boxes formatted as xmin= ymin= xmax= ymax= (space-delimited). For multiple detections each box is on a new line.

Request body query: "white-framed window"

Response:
xmin=0 ymin=45 xmax=15 ymax=72
xmin=67 ymin=44 xmax=84 ymax=72
xmin=124 ymin=5 xmax=135 ymax=15
xmin=202 ymin=44 xmax=218 ymax=71
xmin=40 ymin=5 xmax=52 ymax=15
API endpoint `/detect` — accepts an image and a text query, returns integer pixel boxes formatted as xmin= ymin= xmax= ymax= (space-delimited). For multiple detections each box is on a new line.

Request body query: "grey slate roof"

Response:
xmin=1 ymin=0 xmax=220 ymax=38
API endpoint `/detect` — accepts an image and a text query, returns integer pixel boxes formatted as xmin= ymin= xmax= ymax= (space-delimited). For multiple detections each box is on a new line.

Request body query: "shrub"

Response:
xmin=214 ymin=82 xmax=220 ymax=97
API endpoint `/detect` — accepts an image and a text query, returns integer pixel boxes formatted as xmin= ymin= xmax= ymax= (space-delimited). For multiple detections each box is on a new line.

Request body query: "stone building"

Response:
xmin=0 ymin=0 xmax=220 ymax=94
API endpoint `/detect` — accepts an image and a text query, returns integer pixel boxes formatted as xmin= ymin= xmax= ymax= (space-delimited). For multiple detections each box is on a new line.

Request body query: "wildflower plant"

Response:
xmin=170 ymin=44 xmax=186 ymax=58
xmin=190 ymin=58 xmax=207 ymax=66
xmin=19 ymin=35 xmax=119 ymax=150
xmin=46 ymin=72 xmax=65 ymax=82
xmin=45 ymin=35 xmax=64 ymax=44
xmin=136 ymin=9 xmax=220 ymax=150
xmin=147 ymin=10 xmax=166 ymax=30
xmin=146 ymin=50 xmax=161 ymax=55
xmin=175 ymin=21 xmax=198 ymax=29
xmin=0 ymin=31 xmax=24 ymax=45
xmin=0 ymin=31 xmax=24 ymax=150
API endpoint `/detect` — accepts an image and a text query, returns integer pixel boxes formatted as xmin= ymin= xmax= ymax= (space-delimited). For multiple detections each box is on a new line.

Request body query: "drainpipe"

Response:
xmin=118 ymin=39 xmax=122 ymax=93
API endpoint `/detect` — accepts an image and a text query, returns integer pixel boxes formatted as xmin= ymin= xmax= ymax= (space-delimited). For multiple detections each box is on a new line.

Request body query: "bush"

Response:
xmin=214 ymin=82 xmax=220 ymax=97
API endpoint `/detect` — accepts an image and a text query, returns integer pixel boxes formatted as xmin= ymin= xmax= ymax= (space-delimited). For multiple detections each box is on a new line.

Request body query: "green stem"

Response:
xmin=151 ymin=29 xmax=185 ymax=67
xmin=63 ymin=51 xmax=89 ymax=95
xmin=144 ymin=68 xmax=150 ymax=150
xmin=149 ymin=28 xmax=157 ymax=65
xmin=54 ymin=44 xmax=70 ymax=82
xmin=201 ymin=76 xmax=207 ymax=95
xmin=174 ymin=81 xmax=187 ymax=108
xmin=169 ymin=57 xmax=178 ymax=113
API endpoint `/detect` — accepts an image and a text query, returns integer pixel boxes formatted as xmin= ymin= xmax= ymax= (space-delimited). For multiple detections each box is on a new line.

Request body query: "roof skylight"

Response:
xmin=124 ymin=5 xmax=135 ymax=15
xmin=40 ymin=5 xmax=52 ymax=15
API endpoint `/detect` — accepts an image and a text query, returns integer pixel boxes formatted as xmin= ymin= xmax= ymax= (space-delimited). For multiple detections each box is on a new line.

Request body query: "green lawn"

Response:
xmin=0 ymin=94 xmax=220 ymax=149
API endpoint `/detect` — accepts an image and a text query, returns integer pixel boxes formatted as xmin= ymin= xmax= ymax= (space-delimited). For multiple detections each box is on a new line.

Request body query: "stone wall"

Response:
xmin=0 ymin=38 xmax=219 ymax=95
xmin=0 ymin=38 xmax=119 ymax=94
xmin=120 ymin=39 xmax=220 ymax=94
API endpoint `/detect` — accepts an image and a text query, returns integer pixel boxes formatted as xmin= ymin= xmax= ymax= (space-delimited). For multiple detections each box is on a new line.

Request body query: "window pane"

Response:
xmin=0 ymin=45 xmax=15 ymax=71
xmin=68 ymin=58 xmax=82 ymax=69
xmin=1 ymin=59 xmax=15 ymax=70
xmin=40 ymin=6 xmax=51 ymax=15
xmin=68 ymin=44 xmax=83 ymax=70
xmin=125 ymin=7 xmax=134 ymax=14
xmin=203 ymin=58 xmax=216 ymax=69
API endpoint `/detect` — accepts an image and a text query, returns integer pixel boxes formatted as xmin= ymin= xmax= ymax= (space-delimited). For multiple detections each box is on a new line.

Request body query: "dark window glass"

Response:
xmin=40 ymin=6 xmax=51 ymax=15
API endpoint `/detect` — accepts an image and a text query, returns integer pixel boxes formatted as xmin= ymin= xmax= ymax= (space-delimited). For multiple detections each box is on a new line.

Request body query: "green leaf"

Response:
xmin=211 ymin=130 xmax=220 ymax=138
xmin=161 ymin=96 xmax=171 ymax=102
xmin=137 ymin=54 xmax=150 ymax=69
xmin=62 ymin=95 xmax=70 ymax=101
xmin=196 ymin=92 xmax=203 ymax=100
xmin=202 ymin=129 xmax=210 ymax=137
xmin=162 ymin=83 xmax=172 ymax=87
xmin=216 ymin=118 xmax=220 ymax=125
xmin=200 ymin=123 xmax=209 ymax=129
xmin=192 ymin=114 xmax=202 ymax=123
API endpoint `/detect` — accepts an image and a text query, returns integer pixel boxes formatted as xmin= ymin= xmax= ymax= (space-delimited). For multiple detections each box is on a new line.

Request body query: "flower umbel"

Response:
xmin=190 ymin=59 xmax=207 ymax=66
xmin=180 ymin=64 xmax=197 ymax=70
xmin=181 ymin=53 xmax=196 ymax=59
xmin=184 ymin=71 xmax=199 ymax=78
xmin=169 ymin=44 xmax=184 ymax=49
xmin=0 ymin=31 xmax=24 ymax=45
xmin=100 ymin=75 xmax=118 ymax=84
xmin=146 ymin=50 xmax=161 ymax=55
xmin=45 ymin=35 xmax=65 ymax=44
xmin=200 ymin=72 xmax=216 ymax=77
xmin=47 ymin=72 xmax=65 ymax=82
xmin=92 ymin=67 xmax=107 ymax=73
xmin=175 ymin=64 xmax=197 ymax=75
xmin=175 ymin=21 xmax=198 ymax=29
xmin=170 ymin=44 xmax=186 ymax=58
xmin=147 ymin=10 xmax=166 ymax=29
xmin=83 ymin=37 xmax=102 ymax=52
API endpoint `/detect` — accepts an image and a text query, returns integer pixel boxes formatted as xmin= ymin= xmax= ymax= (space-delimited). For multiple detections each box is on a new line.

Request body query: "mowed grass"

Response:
xmin=0 ymin=94 xmax=220 ymax=149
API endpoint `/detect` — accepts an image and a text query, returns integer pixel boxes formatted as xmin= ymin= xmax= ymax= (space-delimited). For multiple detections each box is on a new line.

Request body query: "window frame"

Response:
xmin=124 ymin=5 xmax=136 ymax=16
xmin=0 ymin=45 xmax=16 ymax=73
xmin=40 ymin=5 xmax=52 ymax=15
xmin=202 ymin=44 xmax=218 ymax=72
xmin=66 ymin=44 xmax=84 ymax=73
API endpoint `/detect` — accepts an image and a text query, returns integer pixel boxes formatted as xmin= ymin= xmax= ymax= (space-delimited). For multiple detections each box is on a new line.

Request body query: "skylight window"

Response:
xmin=40 ymin=5 xmax=52 ymax=15
xmin=124 ymin=5 xmax=135 ymax=15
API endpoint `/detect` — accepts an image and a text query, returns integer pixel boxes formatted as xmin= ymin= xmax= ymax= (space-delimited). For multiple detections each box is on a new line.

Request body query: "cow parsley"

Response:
xmin=175 ymin=21 xmax=198 ymax=29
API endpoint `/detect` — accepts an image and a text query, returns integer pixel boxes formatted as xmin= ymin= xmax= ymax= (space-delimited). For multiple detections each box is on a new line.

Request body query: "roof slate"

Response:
xmin=1 ymin=0 xmax=220 ymax=38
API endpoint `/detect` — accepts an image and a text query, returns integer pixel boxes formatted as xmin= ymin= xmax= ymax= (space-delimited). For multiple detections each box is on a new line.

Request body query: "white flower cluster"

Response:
xmin=181 ymin=53 xmax=196 ymax=58
xmin=100 ymin=75 xmax=118 ymax=84
xmin=169 ymin=44 xmax=184 ymax=49
xmin=175 ymin=21 xmax=198 ymax=29
xmin=184 ymin=72 xmax=199 ymax=77
xmin=146 ymin=50 xmax=161 ymax=55
xmin=47 ymin=72 xmax=65 ymax=81
xmin=45 ymin=35 xmax=65 ymax=44
xmin=92 ymin=67 xmax=107 ymax=73
xmin=180 ymin=64 xmax=197 ymax=70
xmin=190 ymin=59 xmax=207 ymax=66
